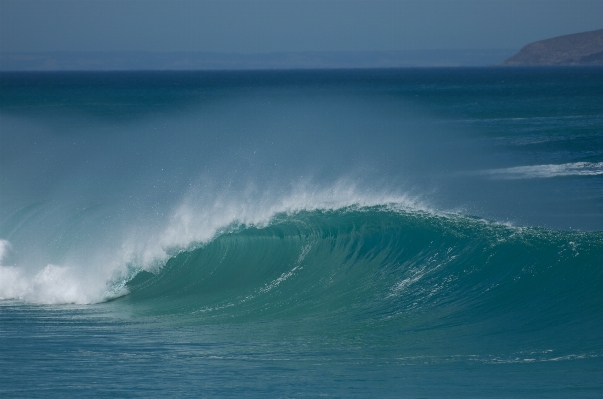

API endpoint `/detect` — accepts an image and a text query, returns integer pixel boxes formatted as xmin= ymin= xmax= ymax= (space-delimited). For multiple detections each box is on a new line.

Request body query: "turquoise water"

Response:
xmin=1 ymin=68 xmax=603 ymax=397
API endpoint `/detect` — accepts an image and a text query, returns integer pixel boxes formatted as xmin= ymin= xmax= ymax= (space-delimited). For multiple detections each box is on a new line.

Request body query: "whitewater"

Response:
xmin=1 ymin=68 xmax=602 ymax=398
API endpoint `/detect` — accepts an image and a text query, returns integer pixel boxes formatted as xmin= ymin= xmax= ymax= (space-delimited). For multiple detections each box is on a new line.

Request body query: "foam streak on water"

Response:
xmin=484 ymin=162 xmax=603 ymax=179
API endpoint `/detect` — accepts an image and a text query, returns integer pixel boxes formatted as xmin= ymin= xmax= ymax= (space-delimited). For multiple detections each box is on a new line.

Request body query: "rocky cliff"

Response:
xmin=502 ymin=29 xmax=603 ymax=66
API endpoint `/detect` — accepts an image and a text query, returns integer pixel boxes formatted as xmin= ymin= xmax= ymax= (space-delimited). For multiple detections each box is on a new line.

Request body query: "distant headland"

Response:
xmin=502 ymin=29 xmax=603 ymax=66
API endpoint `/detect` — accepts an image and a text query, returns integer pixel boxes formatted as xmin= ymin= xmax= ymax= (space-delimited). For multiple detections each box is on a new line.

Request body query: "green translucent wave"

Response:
xmin=120 ymin=207 xmax=603 ymax=350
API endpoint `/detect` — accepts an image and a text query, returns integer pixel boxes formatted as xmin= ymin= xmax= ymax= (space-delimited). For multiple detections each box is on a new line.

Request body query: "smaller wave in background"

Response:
xmin=483 ymin=162 xmax=603 ymax=179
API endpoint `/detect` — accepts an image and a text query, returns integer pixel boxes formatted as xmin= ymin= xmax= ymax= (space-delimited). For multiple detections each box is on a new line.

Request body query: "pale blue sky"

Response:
xmin=1 ymin=0 xmax=602 ymax=53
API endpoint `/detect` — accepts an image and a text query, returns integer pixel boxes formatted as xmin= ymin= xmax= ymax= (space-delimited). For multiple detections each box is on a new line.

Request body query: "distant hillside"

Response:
xmin=502 ymin=29 xmax=603 ymax=66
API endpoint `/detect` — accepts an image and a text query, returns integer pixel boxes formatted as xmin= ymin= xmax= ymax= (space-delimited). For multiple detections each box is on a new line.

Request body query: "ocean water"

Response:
xmin=1 ymin=68 xmax=602 ymax=398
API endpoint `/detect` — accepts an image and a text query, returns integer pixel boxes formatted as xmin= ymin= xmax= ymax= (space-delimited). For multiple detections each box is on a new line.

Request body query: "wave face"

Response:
xmin=120 ymin=206 xmax=603 ymax=353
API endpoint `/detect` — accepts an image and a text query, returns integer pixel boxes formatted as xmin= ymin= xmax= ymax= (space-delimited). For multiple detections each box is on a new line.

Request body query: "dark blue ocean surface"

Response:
xmin=1 ymin=68 xmax=602 ymax=397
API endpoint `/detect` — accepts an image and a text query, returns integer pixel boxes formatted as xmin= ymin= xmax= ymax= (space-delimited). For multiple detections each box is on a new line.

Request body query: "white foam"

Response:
xmin=0 ymin=240 xmax=27 ymax=300
xmin=0 ymin=266 xmax=29 ymax=301
xmin=0 ymin=238 xmax=124 ymax=304
xmin=0 ymin=264 xmax=107 ymax=305
xmin=23 ymin=265 xmax=100 ymax=304
xmin=483 ymin=162 xmax=603 ymax=179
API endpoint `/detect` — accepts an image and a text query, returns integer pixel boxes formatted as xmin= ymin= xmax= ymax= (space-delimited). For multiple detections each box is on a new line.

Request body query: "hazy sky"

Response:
xmin=1 ymin=0 xmax=602 ymax=53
